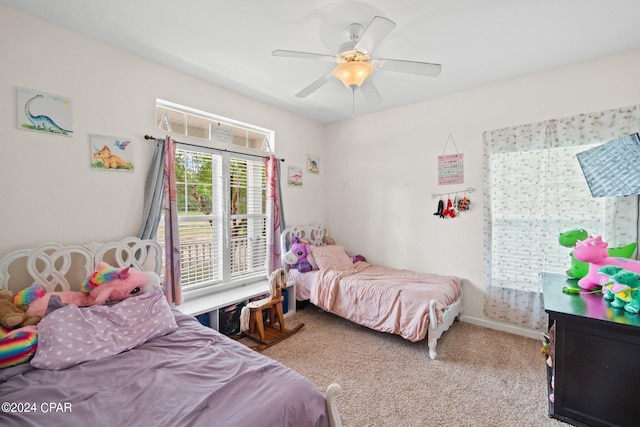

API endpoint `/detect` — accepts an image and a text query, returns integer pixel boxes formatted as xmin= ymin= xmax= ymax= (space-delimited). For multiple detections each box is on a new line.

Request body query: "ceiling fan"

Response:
xmin=272 ymin=16 xmax=442 ymax=104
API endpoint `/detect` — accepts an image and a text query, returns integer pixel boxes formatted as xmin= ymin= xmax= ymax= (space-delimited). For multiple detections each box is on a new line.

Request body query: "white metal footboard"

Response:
xmin=427 ymin=288 xmax=464 ymax=359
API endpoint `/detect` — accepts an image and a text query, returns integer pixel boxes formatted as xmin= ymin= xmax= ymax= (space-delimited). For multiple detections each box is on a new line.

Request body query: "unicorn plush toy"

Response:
xmin=283 ymin=237 xmax=313 ymax=272
xmin=17 ymin=262 xmax=162 ymax=317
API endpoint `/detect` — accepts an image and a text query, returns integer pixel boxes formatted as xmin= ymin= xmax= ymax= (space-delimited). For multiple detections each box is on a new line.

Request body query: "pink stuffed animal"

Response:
xmin=21 ymin=262 xmax=162 ymax=317
xmin=574 ymin=235 xmax=640 ymax=290
xmin=82 ymin=262 xmax=161 ymax=304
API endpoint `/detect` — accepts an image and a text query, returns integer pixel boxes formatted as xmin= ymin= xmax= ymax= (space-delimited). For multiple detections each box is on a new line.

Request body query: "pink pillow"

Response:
xmin=309 ymin=245 xmax=352 ymax=270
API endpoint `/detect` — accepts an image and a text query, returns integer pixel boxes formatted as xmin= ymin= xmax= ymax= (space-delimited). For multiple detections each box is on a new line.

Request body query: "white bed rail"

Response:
xmin=326 ymin=383 xmax=343 ymax=427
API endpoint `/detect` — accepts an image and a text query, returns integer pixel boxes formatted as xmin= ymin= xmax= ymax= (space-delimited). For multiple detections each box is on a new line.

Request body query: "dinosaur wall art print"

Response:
xmin=90 ymin=134 xmax=134 ymax=172
xmin=17 ymin=87 xmax=73 ymax=136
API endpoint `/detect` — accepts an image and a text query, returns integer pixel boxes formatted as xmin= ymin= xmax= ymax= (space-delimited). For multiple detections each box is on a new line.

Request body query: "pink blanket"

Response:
xmin=310 ymin=262 xmax=461 ymax=342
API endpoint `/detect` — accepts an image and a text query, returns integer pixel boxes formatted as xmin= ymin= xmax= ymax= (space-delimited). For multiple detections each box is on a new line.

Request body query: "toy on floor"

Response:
xmin=284 ymin=237 xmax=313 ymax=272
xmin=558 ymin=229 xmax=636 ymax=279
xmin=0 ymin=289 xmax=41 ymax=329
xmin=21 ymin=262 xmax=162 ymax=317
xmin=573 ymin=236 xmax=640 ymax=290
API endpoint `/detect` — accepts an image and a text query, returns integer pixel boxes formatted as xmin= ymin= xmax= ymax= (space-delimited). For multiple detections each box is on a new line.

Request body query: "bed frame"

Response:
xmin=281 ymin=225 xmax=463 ymax=359
xmin=0 ymin=237 xmax=163 ymax=293
xmin=0 ymin=236 xmax=343 ymax=427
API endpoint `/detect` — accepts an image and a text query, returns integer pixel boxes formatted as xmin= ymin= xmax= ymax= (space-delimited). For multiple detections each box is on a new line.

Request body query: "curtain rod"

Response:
xmin=144 ymin=135 xmax=284 ymax=162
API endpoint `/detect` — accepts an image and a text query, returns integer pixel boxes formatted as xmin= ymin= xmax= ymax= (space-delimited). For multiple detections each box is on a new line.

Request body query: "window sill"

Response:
xmin=176 ymin=280 xmax=270 ymax=317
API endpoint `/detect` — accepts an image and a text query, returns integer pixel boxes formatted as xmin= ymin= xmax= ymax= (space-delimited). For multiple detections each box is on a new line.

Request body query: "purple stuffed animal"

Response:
xmin=284 ymin=237 xmax=313 ymax=272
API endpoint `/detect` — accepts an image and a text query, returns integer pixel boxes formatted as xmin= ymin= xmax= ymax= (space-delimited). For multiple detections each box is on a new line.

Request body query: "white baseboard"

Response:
xmin=458 ymin=314 xmax=545 ymax=340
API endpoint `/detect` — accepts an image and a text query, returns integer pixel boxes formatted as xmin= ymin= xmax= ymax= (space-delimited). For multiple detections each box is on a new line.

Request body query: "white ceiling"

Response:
xmin=4 ymin=0 xmax=640 ymax=124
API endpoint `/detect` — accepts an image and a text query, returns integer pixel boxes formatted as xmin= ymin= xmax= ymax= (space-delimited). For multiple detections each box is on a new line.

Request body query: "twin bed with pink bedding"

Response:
xmin=0 ymin=238 xmax=341 ymax=427
xmin=282 ymin=225 xmax=463 ymax=359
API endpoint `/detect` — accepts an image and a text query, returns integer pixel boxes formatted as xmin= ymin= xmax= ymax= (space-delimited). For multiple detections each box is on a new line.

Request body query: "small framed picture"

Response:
xmin=17 ymin=87 xmax=73 ymax=136
xmin=90 ymin=134 xmax=134 ymax=171
xmin=307 ymin=154 xmax=320 ymax=174
xmin=288 ymin=166 xmax=303 ymax=186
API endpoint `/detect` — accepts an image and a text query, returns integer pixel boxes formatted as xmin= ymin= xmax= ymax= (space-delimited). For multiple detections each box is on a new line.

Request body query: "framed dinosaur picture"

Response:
xmin=90 ymin=134 xmax=134 ymax=172
xmin=16 ymin=87 xmax=73 ymax=136
xmin=307 ymin=154 xmax=320 ymax=174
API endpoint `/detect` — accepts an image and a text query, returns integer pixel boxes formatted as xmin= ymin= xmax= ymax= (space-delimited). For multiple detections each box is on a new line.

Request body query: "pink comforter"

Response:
xmin=310 ymin=262 xmax=461 ymax=342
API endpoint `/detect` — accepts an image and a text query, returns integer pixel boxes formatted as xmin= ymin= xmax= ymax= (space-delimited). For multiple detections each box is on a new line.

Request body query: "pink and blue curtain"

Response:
xmin=265 ymin=154 xmax=285 ymax=274
xmin=163 ymin=136 xmax=182 ymax=305
xmin=138 ymin=135 xmax=182 ymax=305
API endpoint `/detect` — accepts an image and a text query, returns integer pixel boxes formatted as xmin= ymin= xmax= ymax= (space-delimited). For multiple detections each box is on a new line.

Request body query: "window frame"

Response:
xmin=155 ymin=100 xmax=275 ymax=299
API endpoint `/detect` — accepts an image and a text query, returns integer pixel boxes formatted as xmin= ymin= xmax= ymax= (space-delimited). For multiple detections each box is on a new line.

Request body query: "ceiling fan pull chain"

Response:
xmin=352 ymin=88 xmax=355 ymax=118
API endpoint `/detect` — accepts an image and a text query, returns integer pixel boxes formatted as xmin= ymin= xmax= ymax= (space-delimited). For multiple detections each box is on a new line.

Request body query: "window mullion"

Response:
xmin=221 ymin=153 xmax=231 ymax=282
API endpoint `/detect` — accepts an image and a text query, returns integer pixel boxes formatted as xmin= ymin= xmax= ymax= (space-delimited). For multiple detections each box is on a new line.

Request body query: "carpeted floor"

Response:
xmin=241 ymin=305 xmax=567 ymax=427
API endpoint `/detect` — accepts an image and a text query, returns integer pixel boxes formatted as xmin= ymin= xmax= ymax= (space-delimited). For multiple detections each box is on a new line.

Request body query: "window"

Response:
xmin=483 ymin=106 xmax=639 ymax=328
xmin=156 ymin=100 xmax=274 ymax=297
xmin=489 ymin=145 xmax=601 ymax=291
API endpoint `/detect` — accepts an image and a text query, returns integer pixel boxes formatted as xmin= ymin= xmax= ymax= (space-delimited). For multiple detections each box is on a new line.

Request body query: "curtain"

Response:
xmin=265 ymin=154 xmax=285 ymax=274
xmin=483 ymin=105 xmax=640 ymax=329
xmin=163 ymin=136 xmax=182 ymax=305
xmin=138 ymin=138 xmax=165 ymax=239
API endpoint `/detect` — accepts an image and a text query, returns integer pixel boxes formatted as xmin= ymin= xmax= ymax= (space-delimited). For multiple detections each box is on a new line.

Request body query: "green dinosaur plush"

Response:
xmin=558 ymin=229 xmax=637 ymax=279
xmin=597 ymin=265 xmax=625 ymax=301
xmin=607 ymin=270 xmax=640 ymax=313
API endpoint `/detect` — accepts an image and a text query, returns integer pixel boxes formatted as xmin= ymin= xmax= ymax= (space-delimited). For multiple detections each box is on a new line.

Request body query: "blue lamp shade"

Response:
xmin=576 ymin=133 xmax=640 ymax=198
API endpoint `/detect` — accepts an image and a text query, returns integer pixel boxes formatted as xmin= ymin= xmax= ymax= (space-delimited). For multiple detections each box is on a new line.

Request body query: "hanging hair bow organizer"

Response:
xmin=432 ymin=187 xmax=475 ymax=219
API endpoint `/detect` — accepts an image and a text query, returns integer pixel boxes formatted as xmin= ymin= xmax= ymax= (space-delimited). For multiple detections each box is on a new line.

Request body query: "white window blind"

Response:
xmin=229 ymin=157 xmax=267 ymax=280
xmin=158 ymin=148 xmax=267 ymax=294
xmin=490 ymin=145 xmax=600 ymax=291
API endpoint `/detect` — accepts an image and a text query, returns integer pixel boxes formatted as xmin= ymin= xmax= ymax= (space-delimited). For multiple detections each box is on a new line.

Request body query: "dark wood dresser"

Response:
xmin=542 ymin=273 xmax=640 ymax=427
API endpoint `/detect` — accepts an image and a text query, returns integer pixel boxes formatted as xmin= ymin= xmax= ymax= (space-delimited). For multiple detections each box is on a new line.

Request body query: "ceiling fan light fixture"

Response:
xmin=332 ymin=60 xmax=374 ymax=88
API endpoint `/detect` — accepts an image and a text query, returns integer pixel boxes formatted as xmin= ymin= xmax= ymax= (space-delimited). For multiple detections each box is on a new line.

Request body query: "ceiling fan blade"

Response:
xmin=359 ymin=79 xmax=382 ymax=104
xmin=295 ymin=72 xmax=334 ymax=98
xmin=353 ymin=16 xmax=396 ymax=54
xmin=376 ymin=58 xmax=442 ymax=77
xmin=272 ymin=49 xmax=335 ymax=61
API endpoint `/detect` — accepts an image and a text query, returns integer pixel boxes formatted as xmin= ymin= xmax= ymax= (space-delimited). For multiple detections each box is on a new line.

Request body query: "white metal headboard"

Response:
xmin=280 ymin=225 xmax=329 ymax=270
xmin=0 ymin=237 xmax=163 ymax=293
